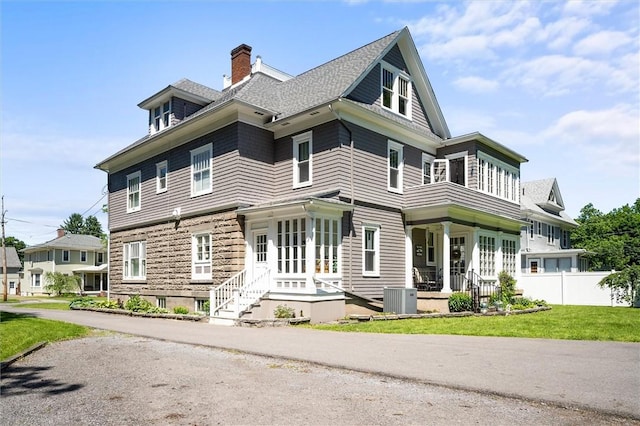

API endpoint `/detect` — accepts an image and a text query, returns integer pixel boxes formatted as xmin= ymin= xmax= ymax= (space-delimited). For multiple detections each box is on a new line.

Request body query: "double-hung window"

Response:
xmin=192 ymin=234 xmax=211 ymax=280
xmin=381 ymin=63 xmax=412 ymax=118
xmin=123 ymin=241 xmax=146 ymax=280
xmin=387 ymin=140 xmax=403 ymax=193
xmin=422 ymin=153 xmax=434 ymax=185
xmin=293 ymin=131 xmax=312 ymax=188
xmin=162 ymin=101 xmax=171 ymax=128
xmin=315 ymin=217 xmax=340 ymax=274
xmin=502 ymin=239 xmax=517 ymax=276
xmin=156 ymin=161 xmax=168 ymax=193
xmin=80 ymin=251 xmax=87 ymax=262
xmin=127 ymin=171 xmax=141 ymax=212
xmin=150 ymin=100 xmax=171 ymax=134
xmin=362 ymin=225 xmax=380 ymax=276
xmin=191 ymin=144 xmax=212 ymax=197
xmin=277 ymin=218 xmax=306 ymax=274
xmin=62 ymin=250 xmax=70 ymax=262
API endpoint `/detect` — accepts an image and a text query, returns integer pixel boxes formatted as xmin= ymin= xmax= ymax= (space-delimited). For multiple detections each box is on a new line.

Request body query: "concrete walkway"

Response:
xmin=2 ymin=305 xmax=639 ymax=419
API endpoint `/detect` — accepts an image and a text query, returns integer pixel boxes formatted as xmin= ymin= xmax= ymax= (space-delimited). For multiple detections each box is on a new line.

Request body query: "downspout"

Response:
xmin=329 ymin=102 xmax=355 ymax=291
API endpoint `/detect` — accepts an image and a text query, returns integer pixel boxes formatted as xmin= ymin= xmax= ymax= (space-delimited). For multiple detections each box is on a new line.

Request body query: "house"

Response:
xmin=96 ymin=27 xmax=528 ymax=322
xmin=21 ymin=230 xmax=108 ymax=295
xmin=1 ymin=246 xmax=22 ymax=295
xmin=520 ymin=178 xmax=589 ymax=274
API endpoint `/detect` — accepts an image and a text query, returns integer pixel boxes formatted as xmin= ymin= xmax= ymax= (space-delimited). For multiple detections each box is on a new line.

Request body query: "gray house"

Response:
xmin=1 ymin=246 xmax=22 ymax=295
xmin=520 ymin=178 xmax=588 ymax=274
xmin=96 ymin=28 xmax=527 ymax=322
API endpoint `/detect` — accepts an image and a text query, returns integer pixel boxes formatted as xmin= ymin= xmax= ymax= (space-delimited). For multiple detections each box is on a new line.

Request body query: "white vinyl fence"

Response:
xmin=518 ymin=271 xmax=627 ymax=306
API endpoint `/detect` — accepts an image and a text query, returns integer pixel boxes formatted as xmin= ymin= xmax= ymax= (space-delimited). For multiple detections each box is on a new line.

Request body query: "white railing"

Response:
xmin=313 ymin=276 xmax=344 ymax=293
xmin=233 ymin=268 xmax=271 ymax=314
xmin=210 ymin=270 xmax=246 ymax=316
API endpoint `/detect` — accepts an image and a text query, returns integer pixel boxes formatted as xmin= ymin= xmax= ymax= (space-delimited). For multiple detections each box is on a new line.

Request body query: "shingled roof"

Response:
xmin=521 ymin=178 xmax=577 ymax=226
xmin=23 ymin=234 xmax=104 ymax=252
xmin=0 ymin=246 xmax=22 ymax=269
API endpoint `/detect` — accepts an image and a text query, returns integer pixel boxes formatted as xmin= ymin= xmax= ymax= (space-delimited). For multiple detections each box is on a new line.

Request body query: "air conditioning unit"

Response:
xmin=383 ymin=288 xmax=417 ymax=315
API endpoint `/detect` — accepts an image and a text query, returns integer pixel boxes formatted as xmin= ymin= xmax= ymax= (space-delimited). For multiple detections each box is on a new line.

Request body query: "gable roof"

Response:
xmin=96 ymin=27 xmax=450 ymax=172
xmin=22 ymin=234 xmax=104 ymax=253
xmin=521 ymin=178 xmax=577 ymax=226
xmin=0 ymin=246 xmax=22 ymax=269
xmin=137 ymin=78 xmax=221 ymax=109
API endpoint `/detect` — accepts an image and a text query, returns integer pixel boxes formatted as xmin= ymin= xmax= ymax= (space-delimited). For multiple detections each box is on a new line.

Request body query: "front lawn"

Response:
xmin=310 ymin=305 xmax=640 ymax=342
xmin=0 ymin=311 xmax=90 ymax=360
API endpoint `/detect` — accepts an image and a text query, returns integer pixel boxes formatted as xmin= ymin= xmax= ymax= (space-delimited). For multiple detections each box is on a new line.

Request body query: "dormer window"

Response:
xmin=381 ymin=63 xmax=412 ymax=118
xmin=150 ymin=100 xmax=172 ymax=134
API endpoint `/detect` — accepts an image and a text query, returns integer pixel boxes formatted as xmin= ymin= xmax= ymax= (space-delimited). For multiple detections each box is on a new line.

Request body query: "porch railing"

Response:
xmin=211 ymin=270 xmax=246 ymax=316
xmin=210 ymin=268 xmax=271 ymax=317
xmin=460 ymin=269 xmax=500 ymax=312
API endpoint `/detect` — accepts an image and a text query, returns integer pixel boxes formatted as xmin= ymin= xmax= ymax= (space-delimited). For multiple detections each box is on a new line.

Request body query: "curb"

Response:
xmin=0 ymin=341 xmax=48 ymax=371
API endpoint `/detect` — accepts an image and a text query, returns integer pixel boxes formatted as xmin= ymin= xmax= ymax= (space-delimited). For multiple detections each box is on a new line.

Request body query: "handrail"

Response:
xmin=211 ymin=269 xmax=246 ymax=315
xmin=313 ymin=276 xmax=344 ymax=293
xmin=234 ymin=268 xmax=271 ymax=314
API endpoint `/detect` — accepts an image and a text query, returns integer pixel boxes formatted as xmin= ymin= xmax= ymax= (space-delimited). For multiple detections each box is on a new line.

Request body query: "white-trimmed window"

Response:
xmin=529 ymin=220 xmax=535 ymax=240
xmin=547 ymin=225 xmax=556 ymax=245
xmin=315 ymin=217 xmax=341 ymax=274
xmin=387 ymin=140 xmax=403 ymax=193
xmin=362 ymin=225 xmax=380 ymax=276
xmin=422 ymin=153 xmax=434 ymax=185
xmin=477 ymin=152 xmax=520 ymax=203
xmin=150 ymin=100 xmax=171 ymax=134
xmin=156 ymin=161 xmax=168 ymax=193
xmin=80 ymin=251 xmax=87 ymax=262
xmin=502 ymin=238 xmax=517 ymax=276
xmin=381 ymin=63 xmax=412 ymax=118
xmin=293 ymin=131 xmax=312 ymax=188
xmin=191 ymin=144 xmax=212 ymax=197
xmin=127 ymin=171 xmax=141 ymax=212
xmin=33 ymin=273 xmax=41 ymax=288
xmin=97 ymin=252 xmax=104 ymax=265
xmin=192 ymin=234 xmax=211 ymax=280
xmin=157 ymin=297 xmax=166 ymax=309
xmin=426 ymin=231 xmax=435 ymax=265
xmin=62 ymin=250 xmax=70 ymax=262
xmin=432 ymin=159 xmax=448 ymax=183
xmin=277 ymin=218 xmax=306 ymax=274
xmin=561 ymin=230 xmax=570 ymax=249
xmin=123 ymin=241 xmax=146 ymax=280
xmin=537 ymin=221 xmax=542 ymax=236
xmin=195 ymin=299 xmax=208 ymax=313
xmin=479 ymin=235 xmax=496 ymax=277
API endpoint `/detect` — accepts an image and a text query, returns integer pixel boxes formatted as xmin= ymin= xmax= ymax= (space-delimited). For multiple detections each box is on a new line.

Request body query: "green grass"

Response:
xmin=0 ymin=311 xmax=91 ymax=360
xmin=12 ymin=302 xmax=71 ymax=310
xmin=310 ymin=305 xmax=640 ymax=342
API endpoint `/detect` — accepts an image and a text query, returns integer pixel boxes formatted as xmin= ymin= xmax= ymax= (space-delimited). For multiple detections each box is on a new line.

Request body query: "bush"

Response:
xmin=274 ymin=304 xmax=296 ymax=319
xmin=124 ymin=295 xmax=154 ymax=312
xmin=95 ymin=300 xmax=120 ymax=309
xmin=448 ymin=292 xmax=473 ymax=312
xmin=497 ymin=271 xmax=517 ymax=304
xmin=173 ymin=306 xmax=189 ymax=314
xmin=69 ymin=297 xmax=95 ymax=308
xmin=44 ymin=272 xmax=81 ymax=296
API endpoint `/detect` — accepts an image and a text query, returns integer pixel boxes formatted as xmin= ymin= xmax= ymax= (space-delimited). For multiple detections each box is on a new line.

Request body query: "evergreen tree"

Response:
xmin=60 ymin=213 xmax=85 ymax=234
xmin=82 ymin=215 xmax=104 ymax=238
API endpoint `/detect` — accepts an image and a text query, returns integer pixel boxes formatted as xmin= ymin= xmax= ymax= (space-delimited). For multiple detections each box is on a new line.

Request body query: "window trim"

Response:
xmin=292 ymin=131 xmax=313 ymax=188
xmin=123 ymin=241 xmax=146 ymax=280
xmin=126 ymin=171 xmax=141 ymax=213
xmin=156 ymin=160 xmax=168 ymax=194
xmin=62 ymin=250 xmax=70 ymax=263
xmin=476 ymin=151 xmax=520 ymax=203
xmin=422 ymin=153 xmax=434 ymax=185
xmin=387 ymin=140 xmax=403 ymax=194
xmin=80 ymin=251 xmax=87 ymax=263
xmin=191 ymin=143 xmax=212 ymax=197
xmin=362 ymin=224 xmax=380 ymax=277
xmin=192 ymin=233 xmax=212 ymax=280
xmin=380 ymin=62 xmax=412 ymax=119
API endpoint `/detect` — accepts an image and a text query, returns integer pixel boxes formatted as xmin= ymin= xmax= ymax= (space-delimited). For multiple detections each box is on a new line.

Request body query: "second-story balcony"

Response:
xmin=403 ymin=181 xmax=522 ymax=230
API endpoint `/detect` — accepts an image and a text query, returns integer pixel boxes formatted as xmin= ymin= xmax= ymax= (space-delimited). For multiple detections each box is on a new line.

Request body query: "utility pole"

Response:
xmin=2 ymin=196 xmax=8 ymax=302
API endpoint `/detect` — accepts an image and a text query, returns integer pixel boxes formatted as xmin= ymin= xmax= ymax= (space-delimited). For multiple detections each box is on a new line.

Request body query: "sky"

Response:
xmin=1 ymin=0 xmax=638 ymax=246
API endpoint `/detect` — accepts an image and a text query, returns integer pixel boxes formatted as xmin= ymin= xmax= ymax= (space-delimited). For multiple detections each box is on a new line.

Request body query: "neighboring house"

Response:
xmin=96 ymin=27 xmax=528 ymax=322
xmin=21 ymin=230 xmax=108 ymax=295
xmin=520 ymin=178 xmax=588 ymax=274
xmin=1 ymin=246 xmax=22 ymax=295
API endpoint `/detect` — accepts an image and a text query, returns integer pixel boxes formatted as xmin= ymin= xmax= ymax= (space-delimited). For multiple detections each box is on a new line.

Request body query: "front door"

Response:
xmin=253 ymin=231 xmax=268 ymax=275
xmin=450 ymin=236 xmax=466 ymax=290
xmin=9 ymin=281 xmax=15 ymax=295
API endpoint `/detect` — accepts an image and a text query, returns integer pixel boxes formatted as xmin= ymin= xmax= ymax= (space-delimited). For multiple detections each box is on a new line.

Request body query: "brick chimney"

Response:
xmin=231 ymin=44 xmax=252 ymax=85
xmin=57 ymin=229 xmax=66 ymax=238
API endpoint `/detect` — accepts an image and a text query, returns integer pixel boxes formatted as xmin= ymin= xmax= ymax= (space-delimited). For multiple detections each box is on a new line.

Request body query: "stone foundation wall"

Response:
xmin=109 ymin=211 xmax=245 ymax=306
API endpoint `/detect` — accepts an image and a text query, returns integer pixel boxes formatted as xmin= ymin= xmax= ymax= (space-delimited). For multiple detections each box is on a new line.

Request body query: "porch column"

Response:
xmin=405 ymin=225 xmax=413 ymax=288
xmin=496 ymin=231 xmax=504 ymax=276
xmin=441 ymin=221 xmax=452 ymax=293
xmin=472 ymin=227 xmax=480 ymax=276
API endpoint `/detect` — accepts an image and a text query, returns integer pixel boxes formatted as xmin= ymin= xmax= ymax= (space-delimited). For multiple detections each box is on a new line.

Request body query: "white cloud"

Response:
xmin=539 ymin=16 xmax=592 ymax=50
xmin=573 ymin=30 xmax=633 ymax=56
xmin=421 ymin=35 xmax=493 ymax=61
xmin=452 ymin=76 xmax=498 ymax=93
xmin=563 ymin=0 xmax=619 ymax=17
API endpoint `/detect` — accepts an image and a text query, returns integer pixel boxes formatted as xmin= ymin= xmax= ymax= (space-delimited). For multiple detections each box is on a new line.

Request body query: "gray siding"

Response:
xmin=348 ymin=63 xmax=380 ymax=105
xmin=345 ymin=205 xmax=406 ymax=298
xmin=237 ymin=124 xmax=276 ymax=203
xmin=382 ymin=44 xmax=405 ymax=71
xmin=172 ymin=97 xmax=205 ymax=124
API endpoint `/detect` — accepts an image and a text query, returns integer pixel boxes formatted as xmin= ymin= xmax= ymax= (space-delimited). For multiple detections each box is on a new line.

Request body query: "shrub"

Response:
xmin=69 ymin=297 xmax=95 ymax=308
xmin=274 ymin=304 xmax=296 ymax=319
xmin=44 ymin=272 xmax=81 ymax=296
xmin=448 ymin=292 xmax=473 ymax=312
xmin=173 ymin=306 xmax=189 ymax=315
xmin=95 ymin=300 xmax=120 ymax=309
xmin=497 ymin=271 xmax=517 ymax=304
xmin=124 ymin=295 xmax=154 ymax=312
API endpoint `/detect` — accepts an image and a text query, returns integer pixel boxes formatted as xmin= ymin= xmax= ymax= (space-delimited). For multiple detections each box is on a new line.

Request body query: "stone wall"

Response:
xmin=109 ymin=211 xmax=245 ymax=306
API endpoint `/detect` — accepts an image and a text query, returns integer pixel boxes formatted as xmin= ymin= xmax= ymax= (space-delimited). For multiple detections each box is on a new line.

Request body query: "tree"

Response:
xmin=60 ymin=213 xmax=85 ymax=234
xmin=4 ymin=236 xmax=26 ymax=264
xmin=44 ymin=271 xmax=81 ymax=296
xmin=82 ymin=215 xmax=104 ymax=238
xmin=571 ymin=199 xmax=640 ymax=271
xmin=60 ymin=213 xmax=104 ymax=238
xmin=598 ymin=265 xmax=640 ymax=307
